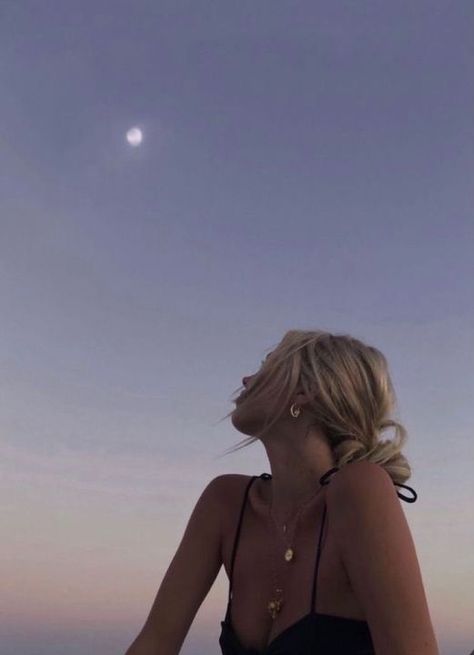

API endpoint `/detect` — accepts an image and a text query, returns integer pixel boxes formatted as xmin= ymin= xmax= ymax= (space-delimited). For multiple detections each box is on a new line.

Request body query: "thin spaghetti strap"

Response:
xmin=224 ymin=475 xmax=260 ymax=622
xmin=310 ymin=501 xmax=327 ymax=613
xmin=310 ymin=466 xmax=338 ymax=613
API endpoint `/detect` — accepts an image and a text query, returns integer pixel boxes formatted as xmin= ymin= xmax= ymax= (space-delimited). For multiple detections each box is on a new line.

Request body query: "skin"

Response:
xmin=231 ymin=352 xmax=337 ymax=527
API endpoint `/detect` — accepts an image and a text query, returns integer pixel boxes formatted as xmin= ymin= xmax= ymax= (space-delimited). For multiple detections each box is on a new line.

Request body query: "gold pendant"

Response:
xmin=267 ymin=597 xmax=283 ymax=619
xmin=284 ymin=547 xmax=294 ymax=562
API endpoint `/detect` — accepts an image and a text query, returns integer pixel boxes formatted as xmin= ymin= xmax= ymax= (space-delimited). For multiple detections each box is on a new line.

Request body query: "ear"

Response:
xmin=292 ymin=390 xmax=313 ymax=406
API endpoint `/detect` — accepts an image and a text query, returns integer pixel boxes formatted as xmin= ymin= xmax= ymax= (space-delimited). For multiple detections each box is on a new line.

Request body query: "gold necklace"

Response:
xmin=264 ymin=480 xmax=325 ymax=620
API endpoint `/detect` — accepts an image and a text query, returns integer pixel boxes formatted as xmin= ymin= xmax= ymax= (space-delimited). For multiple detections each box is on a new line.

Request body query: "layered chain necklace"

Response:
xmin=261 ymin=474 xmax=326 ymax=620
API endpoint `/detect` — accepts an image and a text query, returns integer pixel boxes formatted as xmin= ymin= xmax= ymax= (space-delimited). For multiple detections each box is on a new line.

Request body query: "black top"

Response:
xmin=219 ymin=465 xmax=417 ymax=655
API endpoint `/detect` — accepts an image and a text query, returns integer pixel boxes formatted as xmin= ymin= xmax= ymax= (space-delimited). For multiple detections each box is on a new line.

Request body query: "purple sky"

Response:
xmin=0 ymin=2 xmax=473 ymax=654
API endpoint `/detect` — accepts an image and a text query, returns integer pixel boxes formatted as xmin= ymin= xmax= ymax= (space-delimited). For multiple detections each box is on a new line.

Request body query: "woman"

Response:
xmin=125 ymin=330 xmax=440 ymax=655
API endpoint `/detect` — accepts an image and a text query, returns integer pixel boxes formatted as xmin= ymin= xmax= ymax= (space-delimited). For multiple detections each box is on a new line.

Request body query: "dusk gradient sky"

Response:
xmin=0 ymin=2 xmax=473 ymax=654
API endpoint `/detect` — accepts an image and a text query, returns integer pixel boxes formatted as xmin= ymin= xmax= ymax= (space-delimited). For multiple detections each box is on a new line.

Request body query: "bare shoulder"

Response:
xmin=210 ymin=472 xmax=252 ymax=492
xmin=326 ymin=460 xmax=440 ymax=655
xmin=214 ymin=472 xmax=256 ymax=491
xmin=213 ymin=473 xmax=262 ymax=521
xmin=201 ymin=474 xmax=243 ymax=521
xmin=206 ymin=473 xmax=253 ymax=514
xmin=326 ymin=459 xmax=395 ymax=504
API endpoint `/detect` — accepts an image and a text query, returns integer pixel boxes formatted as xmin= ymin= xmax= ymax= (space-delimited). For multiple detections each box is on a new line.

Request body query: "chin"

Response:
xmin=231 ymin=406 xmax=250 ymax=433
xmin=231 ymin=405 xmax=264 ymax=437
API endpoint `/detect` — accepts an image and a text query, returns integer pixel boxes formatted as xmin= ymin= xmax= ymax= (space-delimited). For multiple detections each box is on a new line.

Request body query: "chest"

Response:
xmin=220 ymin=476 xmax=366 ymax=652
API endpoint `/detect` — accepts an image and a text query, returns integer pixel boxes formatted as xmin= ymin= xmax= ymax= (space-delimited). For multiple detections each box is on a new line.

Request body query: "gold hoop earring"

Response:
xmin=290 ymin=403 xmax=301 ymax=418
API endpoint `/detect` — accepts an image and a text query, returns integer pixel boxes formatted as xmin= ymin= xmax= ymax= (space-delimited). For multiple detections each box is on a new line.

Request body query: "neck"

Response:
xmin=261 ymin=431 xmax=336 ymax=522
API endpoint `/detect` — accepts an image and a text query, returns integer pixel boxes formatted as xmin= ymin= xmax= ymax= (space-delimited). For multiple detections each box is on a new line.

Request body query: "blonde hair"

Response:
xmin=216 ymin=329 xmax=412 ymax=485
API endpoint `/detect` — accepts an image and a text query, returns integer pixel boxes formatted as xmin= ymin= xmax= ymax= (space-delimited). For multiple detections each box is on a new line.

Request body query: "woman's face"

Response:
xmin=237 ymin=351 xmax=272 ymax=401
xmin=231 ymin=352 xmax=274 ymax=436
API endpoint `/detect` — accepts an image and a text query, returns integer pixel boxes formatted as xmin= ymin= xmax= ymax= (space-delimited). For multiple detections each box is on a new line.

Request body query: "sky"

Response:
xmin=0 ymin=2 xmax=473 ymax=654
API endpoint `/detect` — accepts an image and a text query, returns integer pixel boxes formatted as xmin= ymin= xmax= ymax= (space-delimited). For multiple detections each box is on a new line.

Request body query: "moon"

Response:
xmin=126 ymin=127 xmax=143 ymax=147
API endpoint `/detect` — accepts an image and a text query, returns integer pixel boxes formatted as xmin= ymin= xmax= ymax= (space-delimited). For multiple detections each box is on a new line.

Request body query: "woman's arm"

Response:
xmin=124 ymin=475 xmax=226 ymax=655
